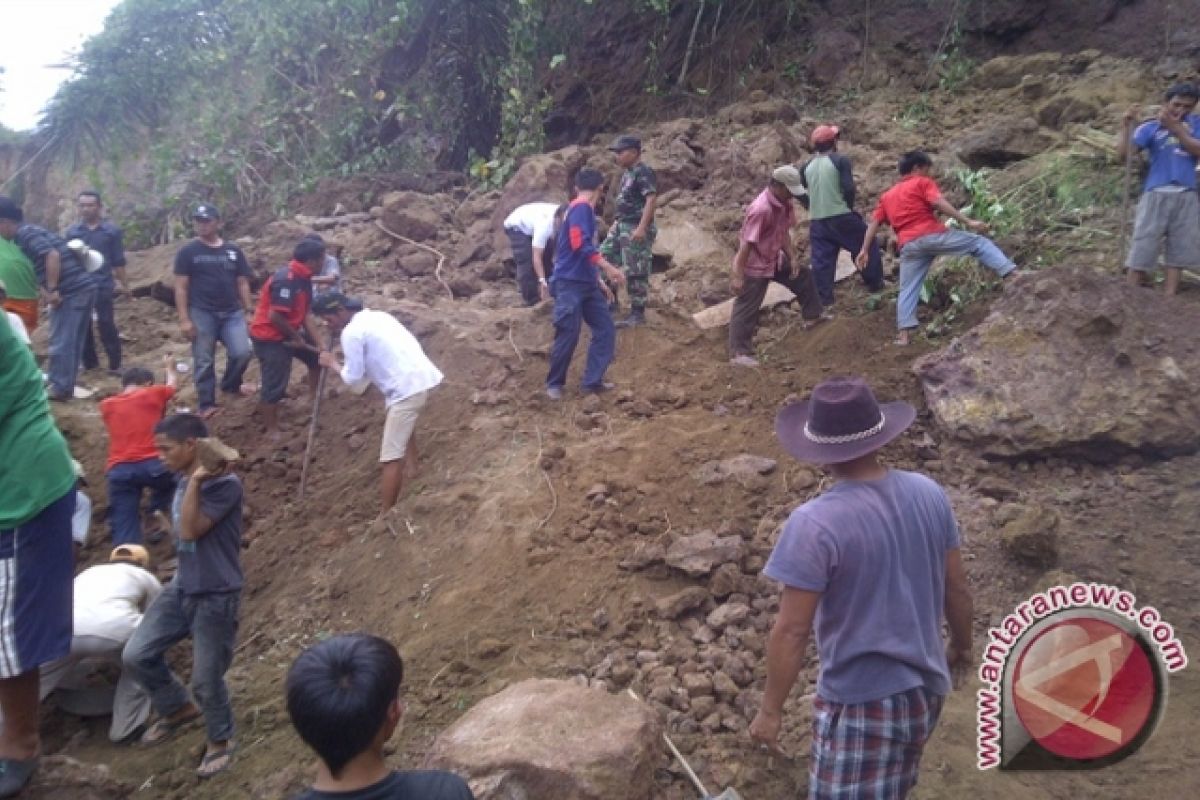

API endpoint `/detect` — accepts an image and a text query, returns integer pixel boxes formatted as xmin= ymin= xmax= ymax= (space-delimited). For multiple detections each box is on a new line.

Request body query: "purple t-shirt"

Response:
xmin=763 ymin=469 xmax=959 ymax=704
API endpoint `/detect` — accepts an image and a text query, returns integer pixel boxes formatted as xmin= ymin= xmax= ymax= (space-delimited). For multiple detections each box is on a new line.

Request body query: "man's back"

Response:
xmin=74 ymin=562 xmax=162 ymax=640
xmin=341 ymin=310 xmax=443 ymax=407
xmin=802 ymin=154 xmax=853 ymax=220
xmin=764 ymin=469 xmax=958 ymax=704
xmin=100 ymin=386 xmax=175 ymax=470
xmin=294 ymin=769 xmax=474 ymax=800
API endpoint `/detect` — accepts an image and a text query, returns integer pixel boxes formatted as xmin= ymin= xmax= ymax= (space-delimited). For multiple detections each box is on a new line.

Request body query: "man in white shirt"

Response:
xmin=315 ymin=294 xmax=444 ymax=514
xmin=39 ymin=545 xmax=162 ymax=742
xmin=503 ymin=202 xmax=566 ymax=305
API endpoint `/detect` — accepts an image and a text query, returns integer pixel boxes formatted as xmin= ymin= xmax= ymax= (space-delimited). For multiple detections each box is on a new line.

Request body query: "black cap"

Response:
xmin=192 ymin=203 xmax=220 ymax=220
xmin=311 ymin=292 xmax=364 ymax=315
xmin=607 ymin=134 xmax=641 ymax=152
xmin=0 ymin=196 xmax=23 ymax=223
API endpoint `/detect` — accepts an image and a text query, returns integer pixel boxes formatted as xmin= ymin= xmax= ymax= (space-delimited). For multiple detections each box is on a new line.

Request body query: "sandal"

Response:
xmin=0 ymin=756 xmax=39 ymax=798
xmin=197 ymin=743 xmax=236 ymax=779
xmin=140 ymin=709 xmax=202 ymax=746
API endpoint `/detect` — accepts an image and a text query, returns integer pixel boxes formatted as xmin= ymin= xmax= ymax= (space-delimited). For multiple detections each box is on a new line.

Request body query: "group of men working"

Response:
xmin=0 ymin=80 xmax=1196 ymax=799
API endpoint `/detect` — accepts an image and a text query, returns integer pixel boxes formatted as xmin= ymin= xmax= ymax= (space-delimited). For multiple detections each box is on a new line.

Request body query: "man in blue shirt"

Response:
xmin=545 ymin=169 xmax=627 ymax=400
xmin=750 ymin=377 xmax=974 ymax=799
xmin=66 ymin=190 xmax=128 ymax=374
xmin=1118 ymin=82 xmax=1200 ymax=296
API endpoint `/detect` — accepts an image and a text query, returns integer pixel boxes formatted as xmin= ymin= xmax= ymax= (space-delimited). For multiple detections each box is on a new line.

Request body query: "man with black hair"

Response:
xmin=1118 ymin=82 xmax=1200 ymax=296
xmin=249 ymin=239 xmax=327 ymax=437
xmin=302 ymin=233 xmax=343 ymax=296
xmin=0 ymin=312 xmax=77 ymax=796
xmin=100 ymin=357 xmax=180 ymax=545
xmin=315 ymin=294 xmax=443 ymax=514
xmin=503 ymin=202 xmax=567 ymax=305
xmin=545 ymin=168 xmax=627 ymax=399
xmin=174 ymin=203 xmax=255 ymax=419
xmin=0 ymin=195 xmax=100 ymax=402
xmin=123 ymin=413 xmax=244 ymax=779
xmin=287 ymin=634 xmax=474 ymax=799
xmin=67 ymin=190 xmax=128 ymax=374
xmin=799 ymin=125 xmax=884 ymax=305
xmin=857 ymin=151 xmax=1016 ymax=346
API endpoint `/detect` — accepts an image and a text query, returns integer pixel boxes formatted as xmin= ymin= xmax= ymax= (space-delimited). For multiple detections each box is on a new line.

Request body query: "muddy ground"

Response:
xmin=27 ymin=56 xmax=1200 ymax=799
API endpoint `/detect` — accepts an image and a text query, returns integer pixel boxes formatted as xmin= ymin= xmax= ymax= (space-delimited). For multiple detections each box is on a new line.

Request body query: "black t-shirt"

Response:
xmin=174 ymin=239 xmax=253 ymax=313
xmin=293 ymin=770 xmax=475 ymax=800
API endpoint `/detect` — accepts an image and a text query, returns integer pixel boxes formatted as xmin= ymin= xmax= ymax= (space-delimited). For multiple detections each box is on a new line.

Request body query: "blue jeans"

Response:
xmin=897 ymin=230 xmax=1014 ymax=330
xmin=82 ymin=283 xmax=122 ymax=371
xmin=47 ymin=287 xmax=97 ymax=397
xmin=122 ymin=582 xmax=240 ymax=743
xmin=191 ymin=308 xmax=252 ymax=410
xmin=546 ymin=280 xmax=615 ymax=390
xmin=106 ymin=458 xmax=176 ymax=546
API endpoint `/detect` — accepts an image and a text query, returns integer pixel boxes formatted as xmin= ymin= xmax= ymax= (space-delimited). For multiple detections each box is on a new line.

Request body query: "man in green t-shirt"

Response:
xmin=0 ymin=238 xmax=39 ymax=332
xmin=0 ymin=312 xmax=77 ymax=797
xmin=600 ymin=135 xmax=658 ymax=328
xmin=799 ymin=125 xmax=884 ymax=307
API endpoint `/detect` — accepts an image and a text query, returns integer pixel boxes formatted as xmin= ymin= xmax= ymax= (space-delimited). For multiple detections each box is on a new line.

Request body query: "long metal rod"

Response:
xmin=299 ymin=365 xmax=327 ymax=499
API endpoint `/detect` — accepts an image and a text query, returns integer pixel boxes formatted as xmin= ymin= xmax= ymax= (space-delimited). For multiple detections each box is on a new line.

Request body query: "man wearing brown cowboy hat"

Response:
xmin=750 ymin=376 xmax=974 ymax=799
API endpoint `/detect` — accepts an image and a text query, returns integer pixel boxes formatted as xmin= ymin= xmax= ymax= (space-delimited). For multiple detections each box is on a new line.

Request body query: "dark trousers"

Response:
xmin=506 ymin=228 xmax=540 ymax=306
xmin=729 ymin=255 xmax=823 ymax=357
xmin=82 ymin=285 xmax=122 ymax=371
xmin=106 ymin=458 xmax=176 ymax=546
xmin=122 ymin=583 xmax=240 ymax=743
xmin=546 ymin=280 xmax=615 ymax=390
xmin=809 ymin=212 xmax=884 ymax=305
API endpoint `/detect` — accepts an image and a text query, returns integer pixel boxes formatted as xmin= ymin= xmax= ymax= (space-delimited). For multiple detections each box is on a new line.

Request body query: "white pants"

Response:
xmin=39 ymin=634 xmax=151 ymax=742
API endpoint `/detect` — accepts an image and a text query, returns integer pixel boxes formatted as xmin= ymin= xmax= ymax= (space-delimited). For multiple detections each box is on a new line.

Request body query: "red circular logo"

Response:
xmin=1012 ymin=617 xmax=1158 ymax=761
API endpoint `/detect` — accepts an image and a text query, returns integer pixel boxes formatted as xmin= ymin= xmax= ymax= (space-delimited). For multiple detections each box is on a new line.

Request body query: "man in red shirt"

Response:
xmin=249 ymin=239 xmax=326 ymax=437
xmin=728 ymin=166 xmax=825 ymax=367
xmin=857 ymin=151 xmax=1017 ymax=346
xmin=100 ymin=358 xmax=179 ymax=546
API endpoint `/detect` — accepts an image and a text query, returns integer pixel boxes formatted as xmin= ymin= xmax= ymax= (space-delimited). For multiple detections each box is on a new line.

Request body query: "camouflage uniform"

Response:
xmin=600 ymin=161 xmax=657 ymax=313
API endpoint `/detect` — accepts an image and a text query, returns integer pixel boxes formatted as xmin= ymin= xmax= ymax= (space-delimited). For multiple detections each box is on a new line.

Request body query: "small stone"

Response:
xmin=692 ymin=625 xmax=716 ymax=644
xmin=712 ymin=671 xmax=739 ymax=699
xmin=999 ymin=505 xmax=1060 ymax=568
xmin=585 ymin=483 xmax=610 ymax=501
xmin=690 ymin=695 xmax=717 ymax=719
xmin=635 ymin=650 xmax=660 ymax=666
xmin=655 ymin=588 xmax=710 ymax=619
xmin=476 ymin=638 xmax=509 ymax=659
xmin=977 ymin=477 xmax=1021 ymax=501
xmin=708 ymin=563 xmax=746 ymax=598
xmin=791 ymin=467 xmax=818 ymax=490
xmin=706 ymin=603 xmax=752 ymax=631
xmin=682 ymin=673 xmax=714 ymax=697
xmin=580 ymin=395 xmax=603 ymax=414
xmin=592 ymin=608 xmax=610 ymax=630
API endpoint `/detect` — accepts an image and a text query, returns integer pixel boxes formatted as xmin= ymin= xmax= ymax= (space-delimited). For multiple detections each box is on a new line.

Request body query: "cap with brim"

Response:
xmin=311 ymin=292 xmax=363 ymax=315
xmin=771 ymin=165 xmax=806 ymax=198
xmin=608 ymin=135 xmax=641 ymax=152
xmin=111 ymin=544 xmax=150 ymax=568
xmin=0 ymin=198 xmax=22 ymax=223
xmin=811 ymin=124 xmax=840 ymax=146
xmin=192 ymin=204 xmax=220 ymax=220
xmin=775 ymin=376 xmax=916 ymax=465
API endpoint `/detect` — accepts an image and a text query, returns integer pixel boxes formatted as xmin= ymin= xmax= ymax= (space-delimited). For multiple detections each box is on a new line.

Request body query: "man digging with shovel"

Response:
xmin=750 ymin=376 xmax=974 ymax=799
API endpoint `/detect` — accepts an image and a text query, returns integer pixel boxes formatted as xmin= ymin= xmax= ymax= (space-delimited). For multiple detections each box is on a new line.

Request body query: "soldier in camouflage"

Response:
xmin=601 ymin=135 xmax=657 ymax=328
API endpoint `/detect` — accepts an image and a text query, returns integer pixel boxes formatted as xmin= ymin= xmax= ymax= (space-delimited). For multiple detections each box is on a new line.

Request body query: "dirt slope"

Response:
xmin=30 ymin=55 xmax=1200 ymax=799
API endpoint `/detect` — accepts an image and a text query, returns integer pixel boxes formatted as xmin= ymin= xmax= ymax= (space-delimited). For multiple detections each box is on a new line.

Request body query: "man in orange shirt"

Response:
xmin=249 ymin=239 xmax=326 ymax=437
xmin=100 ymin=358 xmax=179 ymax=546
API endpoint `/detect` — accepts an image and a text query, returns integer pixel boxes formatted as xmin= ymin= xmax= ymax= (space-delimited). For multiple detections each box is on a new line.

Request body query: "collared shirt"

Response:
xmin=740 ymin=188 xmax=794 ymax=278
xmin=504 ymin=202 xmax=560 ymax=249
xmin=872 ymin=175 xmax=948 ymax=247
xmin=13 ymin=223 xmax=96 ymax=296
xmin=339 ymin=309 xmax=443 ymax=407
xmin=73 ymin=562 xmax=162 ymax=641
xmin=1133 ymin=115 xmax=1200 ymax=192
xmin=64 ymin=219 xmax=127 ymax=288
xmin=249 ymin=260 xmax=314 ymax=342
xmin=551 ymin=198 xmax=602 ymax=285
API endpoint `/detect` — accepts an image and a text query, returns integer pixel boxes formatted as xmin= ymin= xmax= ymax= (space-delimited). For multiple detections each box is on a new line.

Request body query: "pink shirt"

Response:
xmin=740 ymin=189 xmax=793 ymax=278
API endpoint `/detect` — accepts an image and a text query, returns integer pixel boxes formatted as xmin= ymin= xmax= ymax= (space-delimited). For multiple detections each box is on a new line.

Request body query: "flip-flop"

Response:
xmin=0 ymin=756 xmax=38 ymax=798
xmin=140 ymin=709 xmax=202 ymax=746
xmin=196 ymin=743 xmax=236 ymax=779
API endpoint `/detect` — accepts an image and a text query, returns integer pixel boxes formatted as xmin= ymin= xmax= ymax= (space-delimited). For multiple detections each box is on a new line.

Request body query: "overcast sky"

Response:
xmin=0 ymin=0 xmax=124 ymax=131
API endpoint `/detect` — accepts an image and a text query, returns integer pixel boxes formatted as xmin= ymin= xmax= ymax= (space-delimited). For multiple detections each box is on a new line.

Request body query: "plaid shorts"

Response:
xmin=810 ymin=686 xmax=945 ymax=800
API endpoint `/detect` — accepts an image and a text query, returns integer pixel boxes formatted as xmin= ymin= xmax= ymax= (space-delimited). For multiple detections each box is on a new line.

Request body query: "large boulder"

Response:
xmin=951 ymin=116 xmax=1055 ymax=169
xmin=377 ymin=190 xmax=453 ymax=242
xmin=426 ymin=679 xmax=662 ymax=800
xmin=915 ymin=267 xmax=1200 ymax=461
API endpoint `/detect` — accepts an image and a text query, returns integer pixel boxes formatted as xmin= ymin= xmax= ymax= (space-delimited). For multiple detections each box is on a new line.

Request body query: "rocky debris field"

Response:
xmin=27 ymin=51 xmax=1200 ymax=799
